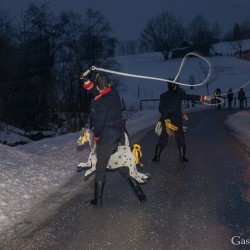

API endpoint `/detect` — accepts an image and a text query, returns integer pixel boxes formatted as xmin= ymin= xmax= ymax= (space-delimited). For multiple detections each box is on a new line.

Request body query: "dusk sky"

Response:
xmin=1 ymin=0 xmax=250 ymax=40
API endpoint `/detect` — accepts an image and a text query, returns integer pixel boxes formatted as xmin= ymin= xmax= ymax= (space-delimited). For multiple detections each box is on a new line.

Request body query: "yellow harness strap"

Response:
xmin=132 ymin=144 xmax=143 ymax=167
xmin=165 ymin=119 xmax=178 ymax=131
xmin=80 ymin=133 xmax=88 ymax=145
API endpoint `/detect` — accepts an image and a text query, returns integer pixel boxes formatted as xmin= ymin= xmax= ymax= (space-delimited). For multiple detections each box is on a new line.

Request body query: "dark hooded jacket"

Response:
xmin=90 ymin=87 xmax=123 ymax=144
xmin=159 ymin=88 xmax=201 ymax=126
xmin=83 ymin=80 xmax=123 ymax=144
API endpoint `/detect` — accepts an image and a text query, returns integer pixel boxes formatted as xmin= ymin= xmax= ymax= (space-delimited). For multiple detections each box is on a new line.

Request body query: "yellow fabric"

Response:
xmin=132 ymin=144 xmax=143 ymax=167
xmin=80 ymin=133 xmax=88 ymax=145
xmin=165 ymin=119 xmax=178 ymax=131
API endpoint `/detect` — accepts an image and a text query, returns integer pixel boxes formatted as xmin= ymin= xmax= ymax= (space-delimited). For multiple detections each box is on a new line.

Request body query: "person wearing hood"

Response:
xmin=152 ymin=81 xmax=212 ymax=163
xmin=80 ymin=70 xmax=147 ymax=206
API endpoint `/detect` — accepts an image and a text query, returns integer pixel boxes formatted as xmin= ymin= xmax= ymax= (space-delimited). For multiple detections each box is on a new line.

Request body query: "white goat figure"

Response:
xmin=77 ymin=128 xmax=150 ymax=183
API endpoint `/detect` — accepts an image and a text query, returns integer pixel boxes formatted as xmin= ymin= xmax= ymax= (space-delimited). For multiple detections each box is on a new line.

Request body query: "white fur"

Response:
xmin=77 ymin=128 xmax=149 ymax=183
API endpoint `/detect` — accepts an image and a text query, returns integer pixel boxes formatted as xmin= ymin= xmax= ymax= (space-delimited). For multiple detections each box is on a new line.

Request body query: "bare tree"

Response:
xmin=211 ymin=21 xmax=222 ymax=43
xmin=1 ymin=5 xmax=121 ymax=131
xmin=17 ymin=3 xmax=62 ymax=114
xmin=230 ymin=22 xmax=244 ymax=58
xmin=118 ymin=40 xmax=138 ymax=56
xmin=0 ymin=11 xmax=16 ymax=121
xmin=53 ymin=9 xmax=121 ymax=130
xmin=81 ymin=9 xmax=117 ymax=65
xmin=199 ymin=60 xmax=221 ymax=95
xmin=0 ymin=11 xmax=14 ymax=82
xmin=1 ymin=2 xmax=65 ymax=130
xmin=188 ymin=15 xmax=213 ymax=55
xmin=55 ymin=11 xmax=86 ymax=113
xmin=141 ymin=11 xmax=185 ymax=60
xmin=241 ymin=20 xmax=250 ymax=39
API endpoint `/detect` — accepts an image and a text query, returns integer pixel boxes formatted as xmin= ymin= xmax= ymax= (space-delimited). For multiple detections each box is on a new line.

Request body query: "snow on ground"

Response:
xmin=1 ymin=40 xmax=250 ymax=239
xmin=225 ymin=111 xmax=250 ymax=149
xmin=116 ymin=53 xmax=250 ymax=111
xmin=1 ymin=107 xmax=250 ymax=240
xmin=0 ymin=109 xmax=162 ymax=239
xmin=212 ymin=39 xmax=250 ymax=56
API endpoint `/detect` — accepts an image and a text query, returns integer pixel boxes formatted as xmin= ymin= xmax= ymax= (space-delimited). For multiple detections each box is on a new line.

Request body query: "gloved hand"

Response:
xmin=80 ymin=69 xmax=91 ymax=82
xmin=200 ymin=95 xmax=213 ymax=103
xmin=205 ymin=95 xmax=213 ymax=103
xmin=93 ymin=136 xmax=100 ymax=142
xmin=182 ymin=112 xmax=188 ymax=120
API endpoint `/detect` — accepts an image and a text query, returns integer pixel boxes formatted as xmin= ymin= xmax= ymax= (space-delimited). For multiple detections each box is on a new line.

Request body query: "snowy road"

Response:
xmin=2 ymin=109 xmax=250 ymax=250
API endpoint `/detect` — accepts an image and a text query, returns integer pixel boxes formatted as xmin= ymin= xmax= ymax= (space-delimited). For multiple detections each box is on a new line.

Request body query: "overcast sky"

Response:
xmin=1 ymin=0 xmax=250 ymax=40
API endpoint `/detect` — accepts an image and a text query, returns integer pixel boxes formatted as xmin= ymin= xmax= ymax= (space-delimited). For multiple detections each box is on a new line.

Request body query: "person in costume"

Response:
xmin=81 ymin=69 xmax=147 ymax=206
xmin=152 ymin=81 xmax=212 ymax=163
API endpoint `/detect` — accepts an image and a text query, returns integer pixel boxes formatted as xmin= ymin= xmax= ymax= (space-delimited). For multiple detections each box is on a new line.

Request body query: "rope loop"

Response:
xmin=91 ymin=52 xmax=212 ymax=88
xmin=90 ymin=53 xmax=250 ymax=106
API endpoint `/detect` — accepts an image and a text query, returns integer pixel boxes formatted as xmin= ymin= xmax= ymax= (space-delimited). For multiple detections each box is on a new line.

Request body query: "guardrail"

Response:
xmin=139 ymin=97 xmax=250 ymax=111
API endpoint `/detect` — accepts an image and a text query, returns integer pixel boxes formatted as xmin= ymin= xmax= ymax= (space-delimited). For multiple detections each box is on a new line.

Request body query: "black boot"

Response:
xmin=127 ymin=177 xmax=147 ymax=203
xmin=152 ymin=144 xmax=162 ymax=162
xmin=90 ymin=181 xmax=104 ymax=206
xmin=179 ymin=145 xmax=189 ymax=162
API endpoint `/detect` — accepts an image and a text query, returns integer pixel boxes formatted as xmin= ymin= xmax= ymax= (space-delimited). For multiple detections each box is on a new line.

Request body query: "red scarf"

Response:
xmin=94 ymin=87 xmax=112 ymax=100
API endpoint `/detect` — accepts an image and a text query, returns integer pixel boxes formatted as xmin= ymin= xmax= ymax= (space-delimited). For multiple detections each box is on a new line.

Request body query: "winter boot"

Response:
xmin=179 ymin=145 xmax=189 ymax=162
xmin=152 ymin=144 xmax=162 ymax=162
xmin=127 ymin=177 xmax=147 ymax=203
xmin=90 ymin=181 xmax=104 ymax=206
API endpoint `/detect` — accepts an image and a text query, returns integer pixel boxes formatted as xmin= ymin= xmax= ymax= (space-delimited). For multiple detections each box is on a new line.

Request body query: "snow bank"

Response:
xmin=225 ymin=111 xmax=250 ymax=149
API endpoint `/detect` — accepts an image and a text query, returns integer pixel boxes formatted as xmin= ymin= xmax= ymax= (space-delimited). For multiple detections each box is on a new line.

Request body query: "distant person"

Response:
xmin=227 ymin=88 xmax=233 ymax=109
xmin=214 ymin=88 xmax=222 ymax=109
xmin=238 ymin=88 xmax=246 ymax=109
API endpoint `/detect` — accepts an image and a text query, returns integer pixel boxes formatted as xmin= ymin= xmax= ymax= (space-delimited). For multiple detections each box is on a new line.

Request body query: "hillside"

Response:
xmin=1 ymin=40 xmax=250 ymax=145
xmin=115 ymin=44 xmax=250 ymax=110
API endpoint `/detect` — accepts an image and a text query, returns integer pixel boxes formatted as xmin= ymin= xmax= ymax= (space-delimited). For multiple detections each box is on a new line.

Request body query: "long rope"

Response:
xmin=91 ymin=52 xmax=249 ymax=107
xmin=91 ymin=52 xmax=212 ymax=87
xmin=202 ymin=96 xmax=225 ymax=106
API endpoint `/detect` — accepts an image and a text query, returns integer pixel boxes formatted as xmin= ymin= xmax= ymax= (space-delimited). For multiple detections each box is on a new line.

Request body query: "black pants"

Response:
xmin=239 ymin=100 xmax=244 ymax=109
xmin=95 ymin=143 xmax=130 ymax=182
xmin=158 ymin=121 xmax=186 ymax=149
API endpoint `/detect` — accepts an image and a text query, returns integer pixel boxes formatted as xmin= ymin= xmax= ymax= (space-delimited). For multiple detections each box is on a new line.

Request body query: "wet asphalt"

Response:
xmin=2 ymin=108 xmax=250 ymax=250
